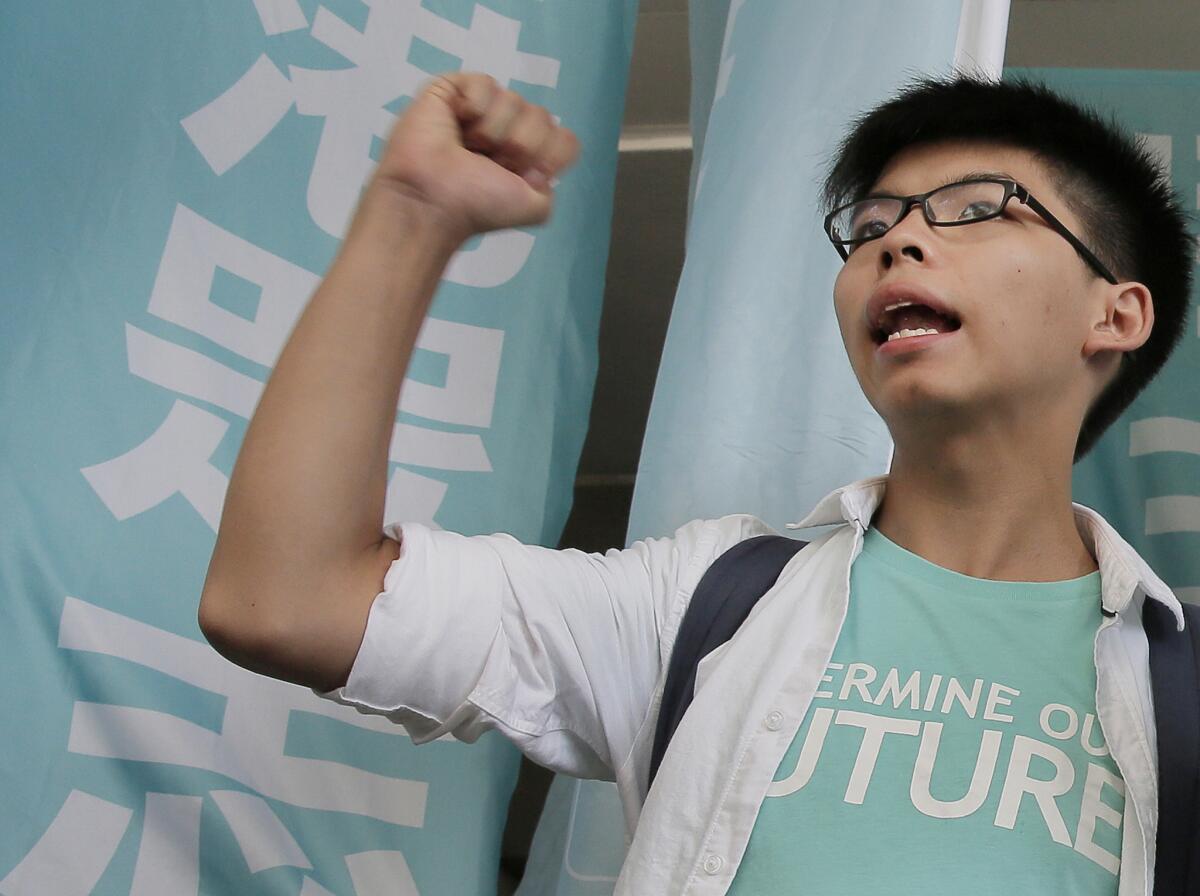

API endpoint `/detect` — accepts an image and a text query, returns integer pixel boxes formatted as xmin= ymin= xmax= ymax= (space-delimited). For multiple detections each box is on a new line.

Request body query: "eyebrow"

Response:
xmin=864 ymin=170 xmax=1019 ymax=200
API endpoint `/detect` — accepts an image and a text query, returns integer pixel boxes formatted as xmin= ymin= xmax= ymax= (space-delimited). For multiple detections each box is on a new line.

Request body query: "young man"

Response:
xmin=199 ymin=73 xmax=1193 ymax=894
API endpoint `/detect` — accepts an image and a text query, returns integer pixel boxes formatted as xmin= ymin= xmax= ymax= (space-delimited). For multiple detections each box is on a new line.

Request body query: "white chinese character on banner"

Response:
xmin=82 ymin=205 xmax=504 ymax=530
xmin=0 ymin=597 xmax=426 ymax=896
xmin=4 ymin=789 xmax=422 ymax=895
xmin=43 ymin=3 xmax=565 ymax=893
xmin=181 ymin=0 xmax=560 ymax=284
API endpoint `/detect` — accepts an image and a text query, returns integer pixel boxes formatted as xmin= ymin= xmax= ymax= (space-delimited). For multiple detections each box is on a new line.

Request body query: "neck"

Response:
xmin=872 ymin=419 xmax=1097 ymax=582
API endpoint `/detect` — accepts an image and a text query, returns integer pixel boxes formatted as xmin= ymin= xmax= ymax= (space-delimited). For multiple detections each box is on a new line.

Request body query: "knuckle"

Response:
xmin=422 ymin=73 xmax=453 ymax=95
xmin=551 ymin=129 xmax=579 ymax=163
xmin=465 ymin=74 xmax=497 ymax=107
xmin=501 ymin=133 xmax=534 ymax=157
xmin=511 ymin=113 xmax=547 ymax=152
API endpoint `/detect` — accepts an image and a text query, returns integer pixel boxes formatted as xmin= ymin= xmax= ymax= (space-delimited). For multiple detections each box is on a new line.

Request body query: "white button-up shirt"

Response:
xmin=321 ymin=476 xmax=1185 ymax=895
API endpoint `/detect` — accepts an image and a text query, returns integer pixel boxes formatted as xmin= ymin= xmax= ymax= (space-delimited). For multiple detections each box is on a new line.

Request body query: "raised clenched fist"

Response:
xmin=370 ymin=71 xmax=582 ymax=242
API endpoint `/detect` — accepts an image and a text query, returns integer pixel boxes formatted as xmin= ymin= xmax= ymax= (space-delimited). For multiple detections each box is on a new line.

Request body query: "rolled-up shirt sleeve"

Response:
xmin=316 ymin=513 xmax=773 ymax=780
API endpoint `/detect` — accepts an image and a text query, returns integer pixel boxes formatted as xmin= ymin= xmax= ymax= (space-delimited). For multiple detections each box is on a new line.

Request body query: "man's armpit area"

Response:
xmin=378 ymin=532 xmax=403 ymax=566
xmin=298 ymin=536 xmax=403 ymax=692
xmin=353 ymin=532 xmax=404 ymax=622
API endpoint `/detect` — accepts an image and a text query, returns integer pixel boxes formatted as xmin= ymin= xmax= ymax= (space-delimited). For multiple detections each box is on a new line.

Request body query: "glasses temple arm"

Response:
xmin=1021 ymin=193 xmax=1119 ymax=284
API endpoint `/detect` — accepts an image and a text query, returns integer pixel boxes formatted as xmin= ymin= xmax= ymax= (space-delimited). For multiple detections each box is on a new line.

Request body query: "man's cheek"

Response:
xmin=831 ymin=282 xmax=857 ymax=341
xmin=833 ymin=308 xmax=862 ymax=360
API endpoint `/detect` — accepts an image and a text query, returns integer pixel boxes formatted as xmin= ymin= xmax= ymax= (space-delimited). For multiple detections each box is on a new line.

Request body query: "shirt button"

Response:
xmin=764 ymin=710 xmax=785 ymax=731
xmin=703 ymin=854 xmax=724 ymax=874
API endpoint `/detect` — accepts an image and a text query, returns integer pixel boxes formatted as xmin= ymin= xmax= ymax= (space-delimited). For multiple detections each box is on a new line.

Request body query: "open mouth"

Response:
xmin=871 ymin=301 xmax=962 ymax=346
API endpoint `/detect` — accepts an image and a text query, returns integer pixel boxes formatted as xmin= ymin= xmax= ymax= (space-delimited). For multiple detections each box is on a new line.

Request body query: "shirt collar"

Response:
xmin=786 ymin=475 xmax=1185 ymax=631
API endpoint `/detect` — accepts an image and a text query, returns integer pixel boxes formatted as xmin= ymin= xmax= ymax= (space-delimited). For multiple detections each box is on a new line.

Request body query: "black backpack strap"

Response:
xmin=648 ymin=534 xmax=807 ymax=789
xmin=1145 ymin=597 xmax=1200 ymax=896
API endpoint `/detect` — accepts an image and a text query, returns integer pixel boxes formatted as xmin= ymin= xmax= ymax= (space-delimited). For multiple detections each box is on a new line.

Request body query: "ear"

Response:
xmin=1082 ymin=281 xmax=1153 ymax=359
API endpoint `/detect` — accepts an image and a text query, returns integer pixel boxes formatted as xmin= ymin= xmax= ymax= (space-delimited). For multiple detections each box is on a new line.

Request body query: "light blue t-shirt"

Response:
xmin=727 ymin=526 xmax=1124 ymax=895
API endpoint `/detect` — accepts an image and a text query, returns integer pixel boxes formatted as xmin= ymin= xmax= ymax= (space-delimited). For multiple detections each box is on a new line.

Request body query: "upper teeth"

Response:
xmin=887 ymin=328 xmax=939 ymax=342
xmin=883 ymin=301 xmax=915 ymax=312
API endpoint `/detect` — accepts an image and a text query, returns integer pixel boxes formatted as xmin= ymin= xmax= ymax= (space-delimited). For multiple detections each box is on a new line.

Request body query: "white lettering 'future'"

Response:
xmin=766 ymin=656 xmax=1124 ymax=876
xmin=768 ymin=709 xmax=1122 ymax=874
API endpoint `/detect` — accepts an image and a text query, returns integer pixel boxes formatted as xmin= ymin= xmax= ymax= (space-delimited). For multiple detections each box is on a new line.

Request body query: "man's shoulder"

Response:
xmin=666 ymin=513 xmax=780 ymax=552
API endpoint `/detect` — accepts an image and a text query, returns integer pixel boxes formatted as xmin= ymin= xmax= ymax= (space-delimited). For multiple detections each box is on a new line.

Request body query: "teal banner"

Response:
xmin=1 ymin=1 xmax=637 ymax=893
xmin=1007 ymin=68 xmax=1200 ymax=605
xmin=517 ymin=2 xmax=993 ymax=892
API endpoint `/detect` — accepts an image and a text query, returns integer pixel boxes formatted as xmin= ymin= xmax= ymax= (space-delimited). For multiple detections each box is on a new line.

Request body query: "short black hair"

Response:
xmin=823 ymin=75 xmax=1193 ymax=461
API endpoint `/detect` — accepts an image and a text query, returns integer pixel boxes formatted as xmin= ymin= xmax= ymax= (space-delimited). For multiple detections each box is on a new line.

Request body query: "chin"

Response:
xmin=873 ymin=381 xmax=968 ymax=424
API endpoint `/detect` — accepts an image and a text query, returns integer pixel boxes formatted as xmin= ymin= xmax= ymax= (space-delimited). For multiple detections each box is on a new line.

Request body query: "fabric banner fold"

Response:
xmin=518 ymin=2 xmax=1009 ymax=893
xmin=0 ymin=1 xmax=638 ymax=893
xmin=1009 ymin=67 xmax=1200 ymax=604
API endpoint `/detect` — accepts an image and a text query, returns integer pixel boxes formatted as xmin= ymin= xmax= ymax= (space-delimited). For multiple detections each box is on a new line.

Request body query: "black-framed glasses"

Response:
xmin=823 ymin=177 xmax=1118 ymax=284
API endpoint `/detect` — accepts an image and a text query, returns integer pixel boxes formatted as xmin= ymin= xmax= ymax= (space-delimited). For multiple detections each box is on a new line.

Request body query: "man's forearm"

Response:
xmin=200 ymin=185 xmax=464 ymax=666
xmin=198 ymin=71 xmax=579 ymax=688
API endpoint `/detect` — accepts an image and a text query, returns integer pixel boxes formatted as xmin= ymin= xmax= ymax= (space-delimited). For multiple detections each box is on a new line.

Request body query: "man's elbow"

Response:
xmin=197 ymin=583 xmax=274 ymax=673
xmin=197 ymin=581 xmax=358 ymax=692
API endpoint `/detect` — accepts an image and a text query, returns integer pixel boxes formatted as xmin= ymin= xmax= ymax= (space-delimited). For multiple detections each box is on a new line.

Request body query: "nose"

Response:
xmin=875 ymin=203 xmax=930 ymax=273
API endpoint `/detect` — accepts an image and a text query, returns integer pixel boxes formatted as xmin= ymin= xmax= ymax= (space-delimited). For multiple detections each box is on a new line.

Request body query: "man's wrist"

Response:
xmin=349 ymin=178 xmax=472 ymax=258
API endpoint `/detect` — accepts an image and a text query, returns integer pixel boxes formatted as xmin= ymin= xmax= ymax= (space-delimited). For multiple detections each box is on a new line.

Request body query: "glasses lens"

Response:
xmin=926 ymin=180 xmax=1008 ymax=224
xmin=830 ymin=198 xmax=902 ymax=245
